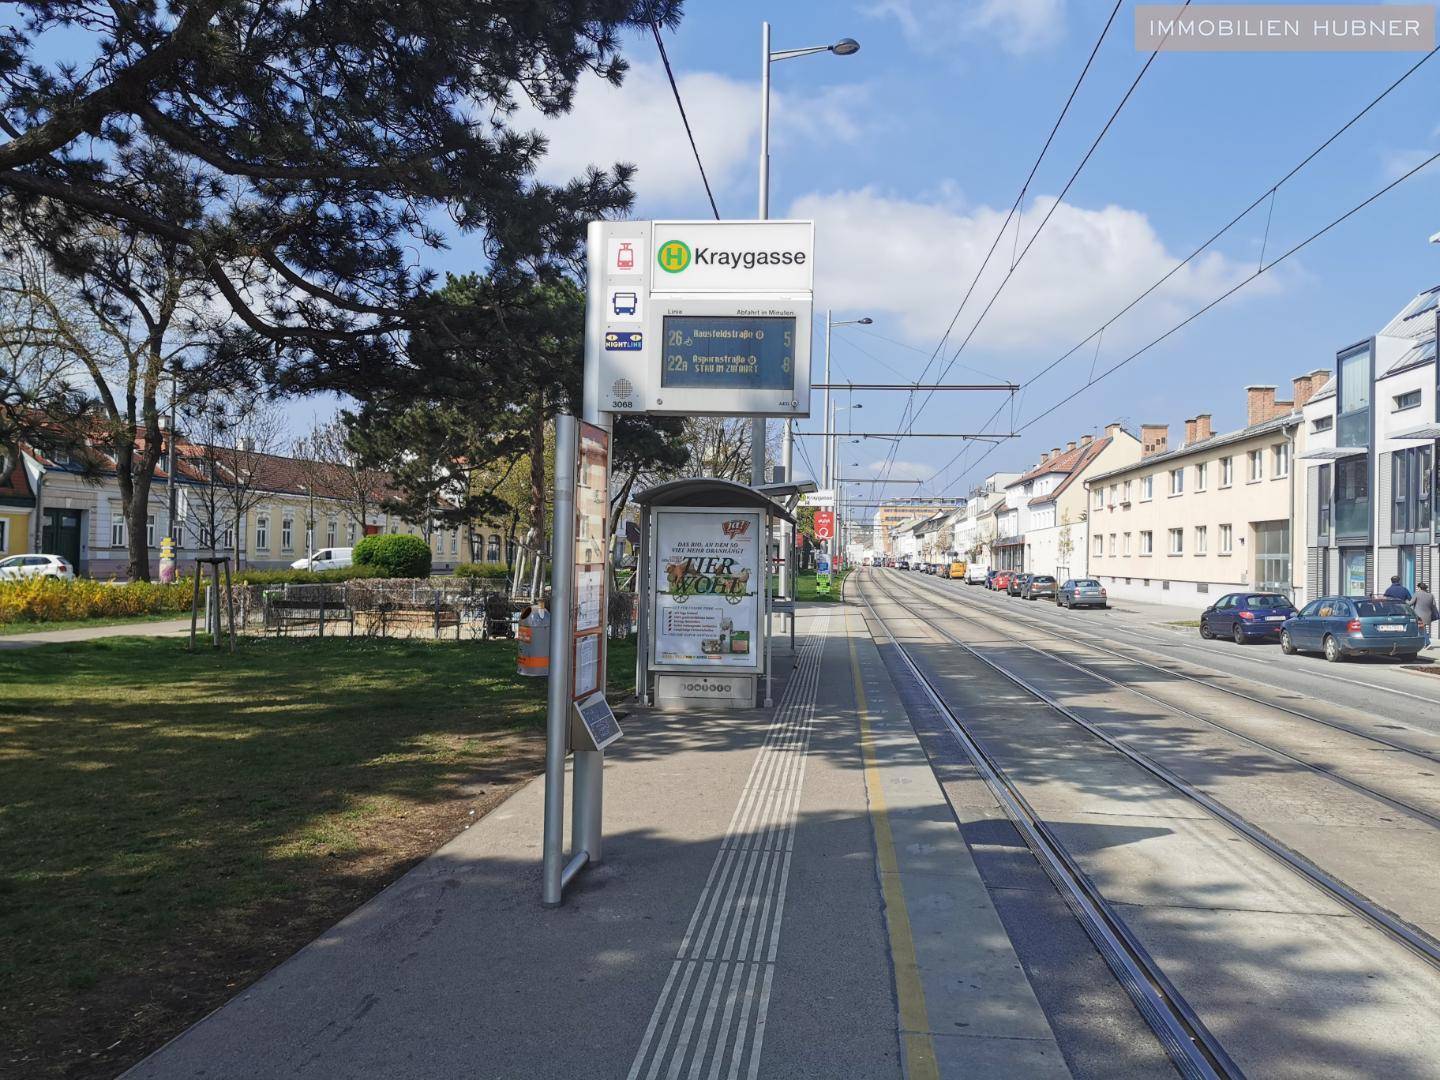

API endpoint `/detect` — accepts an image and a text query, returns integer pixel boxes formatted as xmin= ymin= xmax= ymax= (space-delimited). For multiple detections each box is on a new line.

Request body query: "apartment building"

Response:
xmin=1300 ymin=285 xmax=1438 ymax=597
xmin=992 ymin=425 xmax=1141 ymax=576
xmin=952 ymin=472 xmax=1019 ymax=568
xmin=1083 ymin=375 xmax=1318 ymax=605
xmin=0 ymin=454 xmax=34 ymax=559
xmin=872 ymin=502 xmax=952 ymax=556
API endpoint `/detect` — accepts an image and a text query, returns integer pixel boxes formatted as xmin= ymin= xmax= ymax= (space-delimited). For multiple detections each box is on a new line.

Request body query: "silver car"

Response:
xmin=1057 ymin=578 xmax=1107 ymax=609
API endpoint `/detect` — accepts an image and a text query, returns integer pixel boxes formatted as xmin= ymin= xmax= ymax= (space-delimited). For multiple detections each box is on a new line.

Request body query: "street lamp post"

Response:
xmin=753 ymin=23 xmax=861 ymax=490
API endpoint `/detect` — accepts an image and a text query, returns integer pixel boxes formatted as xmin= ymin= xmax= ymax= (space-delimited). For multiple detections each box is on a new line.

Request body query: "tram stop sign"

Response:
xmin=813 ymin=509 xmax=835 ymax=541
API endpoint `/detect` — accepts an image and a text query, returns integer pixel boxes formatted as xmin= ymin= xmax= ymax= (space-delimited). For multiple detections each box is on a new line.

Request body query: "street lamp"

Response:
xmin=753 ymin=21 xmax=862 ymax=491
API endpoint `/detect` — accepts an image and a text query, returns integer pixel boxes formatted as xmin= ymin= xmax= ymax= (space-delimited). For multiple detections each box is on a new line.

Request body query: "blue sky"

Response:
xmin=482 ymin=0 xmax=1440 ymax=502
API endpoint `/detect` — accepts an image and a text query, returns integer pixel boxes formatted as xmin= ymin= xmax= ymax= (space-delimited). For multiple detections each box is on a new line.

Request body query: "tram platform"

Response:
xmin=122 ymin=603 xmax=1068 ymax=1080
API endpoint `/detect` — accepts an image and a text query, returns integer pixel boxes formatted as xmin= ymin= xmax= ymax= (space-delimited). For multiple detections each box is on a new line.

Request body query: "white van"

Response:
xmin=965 ymin=563 xmax=989 ymax=585
xmin=290 ymin=547 xmax=354 ymax=572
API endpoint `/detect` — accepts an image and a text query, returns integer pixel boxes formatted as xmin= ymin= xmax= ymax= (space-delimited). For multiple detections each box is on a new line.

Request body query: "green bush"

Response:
xmin=453 ymin=561 xmax=510 ymax=580
xmin=235 ymin=565 xmax=386 ymax=586
xmin=353 ymin=533 xmax=432 ymax=578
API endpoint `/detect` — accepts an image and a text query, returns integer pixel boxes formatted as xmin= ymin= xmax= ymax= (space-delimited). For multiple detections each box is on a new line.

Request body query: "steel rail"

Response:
xmin=867 ymin=570 xmax=1440 ymax=973
xmin=910 ymin=571 xmax=1440 ymax=763
xmin=880 ymin=572 xmax=1440 ymax=830
xmin=856 ymin=574 xmax=1240 ymax=1080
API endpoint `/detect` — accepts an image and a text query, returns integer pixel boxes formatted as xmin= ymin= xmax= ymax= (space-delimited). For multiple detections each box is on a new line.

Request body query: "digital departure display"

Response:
xmin=660 ymin=316 xmax=797 ymax=390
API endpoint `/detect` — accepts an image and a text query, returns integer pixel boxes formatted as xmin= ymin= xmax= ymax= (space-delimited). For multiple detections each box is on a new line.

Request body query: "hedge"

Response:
xmin=234 ymin=565 xmax=386 ymax=586
xmin=353 ymin=533 xmax=432 ymax=578
xmin=453 ymin=562 xmax=510 ymax=580
xmin=0 ymin=577 xmax=195 ymax=624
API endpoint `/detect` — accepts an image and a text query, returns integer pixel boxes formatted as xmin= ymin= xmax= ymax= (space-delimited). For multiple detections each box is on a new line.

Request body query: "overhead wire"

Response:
xmin=652 ymin=23 xmax=721 ymax=220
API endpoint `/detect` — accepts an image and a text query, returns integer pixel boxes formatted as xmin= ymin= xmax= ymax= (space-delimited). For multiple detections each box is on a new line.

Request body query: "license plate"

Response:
xmin=1266 ymin=615 xmax=1284 ymax=622
xmin=1378 ymin=624 xmax=1406 ymax=633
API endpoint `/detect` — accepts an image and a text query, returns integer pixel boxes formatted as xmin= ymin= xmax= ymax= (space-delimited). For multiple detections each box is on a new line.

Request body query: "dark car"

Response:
xmin=1022 ymin=574 xmax=1057 ymax=600
xmin=1007 ymin=573 xmax=1031 ymax=597
xmin=1200 ymin=592 xmax=1298 ymax=644
xmin=1282 ymin=596 xmax=1424 ymax=662
xmin=1057 ymin=579 xmax=1107 ymax=608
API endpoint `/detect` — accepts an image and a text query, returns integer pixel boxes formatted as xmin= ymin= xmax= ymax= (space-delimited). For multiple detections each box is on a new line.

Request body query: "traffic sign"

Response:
xmin=816 ymin=572 xmax=831 ymax=594
xmin=814 ymin=509 xmax=835 ymax=541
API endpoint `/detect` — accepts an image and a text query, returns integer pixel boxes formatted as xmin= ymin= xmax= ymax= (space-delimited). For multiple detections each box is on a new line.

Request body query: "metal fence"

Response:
xmin=218 ymin=577 xmax=638 ymax=642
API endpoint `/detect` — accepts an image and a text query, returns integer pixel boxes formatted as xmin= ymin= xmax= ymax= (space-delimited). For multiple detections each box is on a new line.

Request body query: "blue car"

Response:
xmin=1199 ymin=592 xmax=1297 ymax=644
xmin=1281 ymin=596 xmax=1424 ymax=662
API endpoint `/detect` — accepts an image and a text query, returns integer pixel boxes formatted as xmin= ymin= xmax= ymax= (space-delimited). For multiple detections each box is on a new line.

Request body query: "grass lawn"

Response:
xmin=0 ymin=613 xmax=186 ymax=636
xmin=0 ymin=633 xmax=638 ymax=1080
xmin=793 ymin=567 xmax=851 ymax=602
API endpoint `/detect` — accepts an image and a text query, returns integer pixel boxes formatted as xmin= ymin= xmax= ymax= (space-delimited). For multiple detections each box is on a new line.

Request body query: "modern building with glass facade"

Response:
xmin=1300 ymin=285 xmax=1438 ymax=597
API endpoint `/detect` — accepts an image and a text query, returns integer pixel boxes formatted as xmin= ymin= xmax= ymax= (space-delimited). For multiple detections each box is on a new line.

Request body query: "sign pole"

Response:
xmin=543 ymin=412 xmax=578 ymax=906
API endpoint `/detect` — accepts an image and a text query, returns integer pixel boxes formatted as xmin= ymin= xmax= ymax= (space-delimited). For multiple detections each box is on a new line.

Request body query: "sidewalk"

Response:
xmin=121 ymin=604 xmax=1067 ymax=1080
xmin=0 ymin=618 xmax=192 ymax=650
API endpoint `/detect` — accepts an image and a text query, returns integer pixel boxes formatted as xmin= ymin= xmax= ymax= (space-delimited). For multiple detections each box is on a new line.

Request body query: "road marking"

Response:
xmin=627 ymin=616 xmax=829 ymax=1080
xmin=849 ymin=613 xmax=940 ymax=1080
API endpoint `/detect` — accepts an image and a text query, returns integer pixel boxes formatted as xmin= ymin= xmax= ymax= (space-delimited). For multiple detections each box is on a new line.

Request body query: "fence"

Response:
xmin=219 ymin=577 xmax=638 ymax=642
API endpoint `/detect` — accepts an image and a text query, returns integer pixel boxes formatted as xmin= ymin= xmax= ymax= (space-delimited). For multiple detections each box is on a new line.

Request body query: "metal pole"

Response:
xmin=780 ymin=419 xmax=792 ymax=599
xmin=543 ymin=413 xmax=579 ymax=907
xmin=751 ymin=21 xmax=771 ymax=490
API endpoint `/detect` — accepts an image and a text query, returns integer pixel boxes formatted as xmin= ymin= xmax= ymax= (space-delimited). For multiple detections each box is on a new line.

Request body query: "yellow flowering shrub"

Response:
xmin=0 ymin=577 xmax=196 ymax=624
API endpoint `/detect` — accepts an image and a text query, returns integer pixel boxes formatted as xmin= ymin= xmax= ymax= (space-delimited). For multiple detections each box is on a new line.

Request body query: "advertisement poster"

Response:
xmin=652 ymin=509 xmax=762 ymax=670
xmin=572 ymin=422 xmax=609 ymax=701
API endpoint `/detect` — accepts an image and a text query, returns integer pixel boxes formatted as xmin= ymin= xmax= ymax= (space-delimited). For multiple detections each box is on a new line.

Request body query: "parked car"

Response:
xmin=992 ymin=570 xmax=1012 ymax=592
xmin=0 ymin=553 xmax=75 ymax=581
xmin=948 ymin=560 xmax=967 ymax=580
xmin=966 ymin=564 xmax=989 ymax=585
xmin=1282 ymin=596 xmax=1424 ymax=662
xmin=1200 ymin=592 xmax=1297 ymax=644
xmin=290 ymin=547 xmax=354 ymax=572
xmin=1057 ymin=579 xmax=1107 ymax=608
xmin=1022 ymin=574 xmax=1057 ymax=601
xmin=1007 ymin=573 xmax=1031 ymax=597
xmin=897 ymin=558 xmax=911 ymax=570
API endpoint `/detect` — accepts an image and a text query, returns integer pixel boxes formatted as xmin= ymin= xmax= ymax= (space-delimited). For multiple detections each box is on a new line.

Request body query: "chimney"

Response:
xmin=1080 ymin=433 xmax=1093 ymax=446
xmin=1194 ymin=414 xmax=1213 ymax=441
xmin=1245 ymin=385 xmax=1277 ymax=426
xmin=1183 ymin=418 xmax=1198 ymax=446
xmin=1140 ymin=423 xmax=1169 ymax=456
xmin=1039 ymin=450 xmax=1050 ymax=464
xmin=1293 ymin=373 xmax=1320 ymax=409
xmin=1105 ymin=422 xmax=1122 ymax=438
xmin=1066 ymin=441 xmax=1076 ymax=452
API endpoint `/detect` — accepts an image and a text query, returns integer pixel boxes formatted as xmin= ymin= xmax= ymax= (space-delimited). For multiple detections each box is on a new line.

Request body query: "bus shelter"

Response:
xmin=634 ymin=478 xmax=796 ymax=710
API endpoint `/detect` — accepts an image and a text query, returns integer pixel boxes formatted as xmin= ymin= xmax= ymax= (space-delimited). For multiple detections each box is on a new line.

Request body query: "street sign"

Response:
xmin=573 ymin=691 xmax=623 ymax=751
xmin=816 ymin=573 xmax=831 ymax=594
xmin=589 ymin=220 xmax=814 ymax=419
xmin=799 ymin=489 xmax=835 ymax=508
xmin=814 ymin=509 xmax=835 ymax=541
xmin=816 ymin=553 xmax=831 ymax=574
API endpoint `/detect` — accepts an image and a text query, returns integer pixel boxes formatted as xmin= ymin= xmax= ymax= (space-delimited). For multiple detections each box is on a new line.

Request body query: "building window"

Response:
xmin=256 ymin=515 xmax=269 ymax=550
xmin=1312 ymin=415 xmax=1333 ymax=433
xmin=111 ymin=516 xmax=125 ymax=548
xmin=1140 ymin=530 xmax=1153 ymax=556
xmin=450 ymin=530 xmax=459 ymax=555
xmin=1094 ymin=536 xmax=1104 ymax=558
xmin=346 ymin=520 xmax=355 ymax=544
xmin=1123 ymin=532 xmax=1131 ymax=556
xmin=1273 ymin=444 xmax=1290 ymax=478
xmin=1195 ymin=462 xmax=1207 ymax=491
xmin=1093 ymin=488 xmax=1104 ymax=510
xmin=281 ymin=516 xmax=293 ymax=551
xmin=1122 ymin=480 xmax=1132 ymax=503
xmin=1246 ymin=449 xmax=1262 ymax=482
xmin=1108 ymin=533 xmax=1116 ymax=556
xmin=0 ymin=519 xmax=6 ymax=551
xmin=1220 ymin=457 xmax=1233 ymax=487
xmin=1317 ymin=463 xmax=1332 ymax=539
xmin=1170 ymin=468 xmax=1184 ymax=495
xmin=1337 ymin=343 xmax=1372 ymax=447
xmin=221 ymin=525 xmax=233 ymax=550
xmin=1107 ymin=484 xmax=1117 ymax=507
xmin=1255 ymin=521 xmax=1291 ymax=592
xmin=1335 ymin=455 xmax=1370 ymax=538
xmin=1219 ymin=523 xmax=1233 ymax=555
xmin=147 ymin=514 xmax=156 ymax=547
xmin=1342 ymin=547 xmax=1368 ymax=596
xmin=1141 ymin=475 xmax=1153 ymax=500
xmin=1168 ymin=528 xmax=1184 ymax=555
xmin=1395 ymin=389 xmax=1422 ymax=412
xmin=1195 ymin=525 xmax=1207 ymax=554
xmin=487 ymin=535 xmax=501 ymax=562
xmin=1392 ymin=445 xmax=1433 ymax=534
xmin=326 ymin=517 xmax=337 ymax=547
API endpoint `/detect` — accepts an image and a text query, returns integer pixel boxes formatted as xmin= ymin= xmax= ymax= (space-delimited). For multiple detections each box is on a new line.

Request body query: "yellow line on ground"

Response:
xmin=848 ymin=610 xmax=940 ymax=1080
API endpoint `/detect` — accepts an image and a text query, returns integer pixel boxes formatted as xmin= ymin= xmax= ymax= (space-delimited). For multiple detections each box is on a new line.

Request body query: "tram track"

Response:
xmin=868 ymin=567 xmax=1440 ymax=972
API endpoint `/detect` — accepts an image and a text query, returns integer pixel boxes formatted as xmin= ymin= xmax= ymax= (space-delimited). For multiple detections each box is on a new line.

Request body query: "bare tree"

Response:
xmin=181 ymin=395 xmax=286 ymax=567
xmin=292 ymin=420 xmax=387 ymax=548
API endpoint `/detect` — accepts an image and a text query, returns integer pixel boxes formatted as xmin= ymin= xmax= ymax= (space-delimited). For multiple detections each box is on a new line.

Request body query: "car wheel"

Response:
xmin=1281 ymin=630 xmax=1296 ymax=655
xmin=1323 ymin=634 xmax=1344 ymax=663
xmin=1199 ymin=620 xmax=1213 ymax=640
xmin=1232 ymin=623 xmax=1246 ymax=645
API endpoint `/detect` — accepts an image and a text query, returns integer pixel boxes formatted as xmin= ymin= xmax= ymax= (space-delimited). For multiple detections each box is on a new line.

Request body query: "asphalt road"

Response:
xmin=858 ymin=567 xmax=1440 ymax=1079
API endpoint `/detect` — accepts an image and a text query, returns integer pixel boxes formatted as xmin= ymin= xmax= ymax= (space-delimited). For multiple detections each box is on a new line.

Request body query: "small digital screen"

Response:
xmin=661 ymin=316 xmax=797 ymax=390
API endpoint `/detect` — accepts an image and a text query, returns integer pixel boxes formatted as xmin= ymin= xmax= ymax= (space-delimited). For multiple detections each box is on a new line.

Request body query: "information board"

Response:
xmin=573 ymin=691 xmax=622 ymax=751
xmin=572 ymin=422 xmax=609 ymax=702
xmin=651 ymin=508 xmax=762 ymax=671
xmin=660 ymin=316 xmax=797 ymax=391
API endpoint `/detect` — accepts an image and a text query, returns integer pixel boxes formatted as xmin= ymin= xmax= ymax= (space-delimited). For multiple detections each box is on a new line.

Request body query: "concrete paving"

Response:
xmin=121 ymin=604 xmax=1068 ymax=1080
xmin=0 ymin=618 xmax=192 ymax=649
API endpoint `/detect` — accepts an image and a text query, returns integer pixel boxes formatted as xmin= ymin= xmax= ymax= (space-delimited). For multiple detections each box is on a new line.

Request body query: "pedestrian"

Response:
xmin=1414 ymin=581 xmax=1435 ymax=649
xmin=1384 ymin=575 xmax=1413 ymax=602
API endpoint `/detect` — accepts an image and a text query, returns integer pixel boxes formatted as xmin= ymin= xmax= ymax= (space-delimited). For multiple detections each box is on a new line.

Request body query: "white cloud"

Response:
xmin=864 ymin=0 xmax=1066 ymax=55
xmin=848 ymin=459 xmax=932 ymax=481
xmin=1383 ymin=147 xmax=1438 ymax=182
xmin=515 ymin=64 xmax=867 ymax=209
xmin=789 ymin=186 xmax=1270 ymax=355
